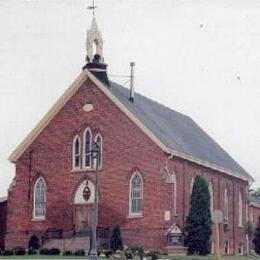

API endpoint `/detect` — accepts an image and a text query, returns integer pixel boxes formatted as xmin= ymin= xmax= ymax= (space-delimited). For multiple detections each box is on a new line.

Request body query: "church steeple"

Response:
xmin=86 ymin=16 xmax=103 ymax=63
xmin=83 ymin=1 xmax=110 ymax=86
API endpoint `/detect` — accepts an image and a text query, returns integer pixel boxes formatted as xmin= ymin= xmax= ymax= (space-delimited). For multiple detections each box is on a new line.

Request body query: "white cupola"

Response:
xmin=86 ymin=16 xmax=104 ymax=63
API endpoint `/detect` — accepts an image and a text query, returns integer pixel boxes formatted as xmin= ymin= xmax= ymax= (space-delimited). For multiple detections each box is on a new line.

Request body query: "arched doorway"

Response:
xmin=73 ymin=180 xmax=95 ymax=234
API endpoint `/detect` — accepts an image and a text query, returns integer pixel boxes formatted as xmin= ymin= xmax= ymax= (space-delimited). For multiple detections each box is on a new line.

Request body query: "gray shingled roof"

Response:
xmin=109 ymin=81 xmax=252 ymax=180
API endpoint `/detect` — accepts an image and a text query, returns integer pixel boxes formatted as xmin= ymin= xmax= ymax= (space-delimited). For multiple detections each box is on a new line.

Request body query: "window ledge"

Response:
xmin=71 ymin=168 xmax=93 ymax=173
xmin=71 ymin=168 xmax=103 ymax=173
xmin=127 ymin=214 xmax=143 ymax=219
xmin=31 ymin=217 xmax=45 ymax=222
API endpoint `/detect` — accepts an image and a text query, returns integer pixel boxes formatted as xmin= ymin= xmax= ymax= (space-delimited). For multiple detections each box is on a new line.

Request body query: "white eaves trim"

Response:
xmin=166 ymin=148 xmax=254 ymax=183
xmin=9 ymin=70 xmax=88 ymax=163
xmin=8 ymin=69 xmax=254 ymax=184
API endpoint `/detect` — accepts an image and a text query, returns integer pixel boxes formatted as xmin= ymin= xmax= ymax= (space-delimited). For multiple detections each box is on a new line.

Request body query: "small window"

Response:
xmin=211 ymin=240 xmax=215 ymax=254
xmin=238 ymin=191 xmax=243 ymax=227
xmin=83 ymin=128 xmax=92 ymax=169
xmin=239 ymin=243 xmax=244 ymax=255
xmin=209 ymin=182 xmax=214 ymax=215
xmin=73 ymin=136 xmax=81 ymax=170
xmin=129 ymin=172 xmax=143 ymax=215
xmin=94 ymin=134 xmax=102 ymax=170
xmin=224 ymin=241 xmax=230 ymax=255
xmin=190 ymin=177 xmax=195 ymax=194
xmin=167 ymin=234 xmax=183 ymax=246
xmin=33 ymin=178 xmax=46 ymax=219
xmin=224 ymin=188 xmax=229 ymax=220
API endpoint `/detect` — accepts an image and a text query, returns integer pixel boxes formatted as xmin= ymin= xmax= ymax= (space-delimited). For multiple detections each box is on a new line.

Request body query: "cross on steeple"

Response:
xmin=88 ymin=0 xmax=97 ymax=16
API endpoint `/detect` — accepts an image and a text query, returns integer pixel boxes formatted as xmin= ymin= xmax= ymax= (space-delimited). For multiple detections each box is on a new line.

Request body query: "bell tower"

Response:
xmin=86 ymin=17 xmax=103 ymax=63
xmin=83 ymin=0 xmax=109 ymax=87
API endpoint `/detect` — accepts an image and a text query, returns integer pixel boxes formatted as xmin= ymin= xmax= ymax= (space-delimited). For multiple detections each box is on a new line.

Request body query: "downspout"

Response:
xmin=233 ymin=179 xmax=236 ymax=255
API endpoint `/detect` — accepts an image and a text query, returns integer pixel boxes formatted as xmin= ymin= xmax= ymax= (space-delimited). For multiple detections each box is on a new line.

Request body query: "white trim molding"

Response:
xmin=72 ymin=135 xmax=81 ymax=171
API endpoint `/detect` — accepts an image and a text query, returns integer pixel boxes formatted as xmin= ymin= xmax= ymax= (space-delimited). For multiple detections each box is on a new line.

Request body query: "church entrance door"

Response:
xmin=74 ymin=205 xmax=91 ymax=234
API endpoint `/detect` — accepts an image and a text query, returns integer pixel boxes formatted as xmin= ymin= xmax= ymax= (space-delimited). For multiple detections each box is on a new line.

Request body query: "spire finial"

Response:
xmin=88 ymin=0 xmax=97 ymax=16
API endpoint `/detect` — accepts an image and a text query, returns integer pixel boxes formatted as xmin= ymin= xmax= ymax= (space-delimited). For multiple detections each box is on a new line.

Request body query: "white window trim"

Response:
xmin=225 ymin=241 xmax=230 ymax=255
xmin=190 ymin=177 xmax=194 ymax=194
xmin=94 ymin=133 xmax=102 ymax=170
xmin=82 ymin=128 xmax=92 ymax=170
xmin=239 ymin=244 xmax=244 ymax=255
xmin=238 ymin=191 xmax=243 ymax=227
xmin=32 ymin=177 xmax=46 ymax=221
xmin=72 ymin=135 xmax=81 ymax=171
xmin=224 ymin=188 xmax=229 ymax=220
xmin=129 ymin=172 xmax=143 ymax=217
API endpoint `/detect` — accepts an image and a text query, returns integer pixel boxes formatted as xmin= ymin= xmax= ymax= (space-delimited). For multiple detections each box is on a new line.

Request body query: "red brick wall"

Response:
xmin=249 ymin=204 xmax=260 ymax=227
xmin=0 ymin=200 xmax=7 ymax=250
xmin=5 ymin=78 xmax=249 ymax=254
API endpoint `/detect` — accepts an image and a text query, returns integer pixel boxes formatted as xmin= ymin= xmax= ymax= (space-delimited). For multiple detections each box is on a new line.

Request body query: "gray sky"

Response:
xmin=0 ymin=0 xmax=260 ymax=196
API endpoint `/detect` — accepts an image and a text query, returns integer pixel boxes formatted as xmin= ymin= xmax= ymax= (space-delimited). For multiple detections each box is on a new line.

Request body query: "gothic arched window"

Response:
xmin=209 ymin=182 xmax=214 ymax=214
xmin=190 ymin=177 xmax=195 ymax=194
xmin=83 ymin=128 xmax=92 ymax=169
xmin=33 ymin=178 xmax=46 ymax=219
xmin=238 ymin=191 xmax=243 ymax=227
xmin=129 ymin=172 xmax=143 ymax=216
xmin=94 ymin=134 xmax=102 ymax=169
xmin=224 ymin=188 xmax=229 ymax=220
xmin=73 ymin=135 xmax=81 ymax=170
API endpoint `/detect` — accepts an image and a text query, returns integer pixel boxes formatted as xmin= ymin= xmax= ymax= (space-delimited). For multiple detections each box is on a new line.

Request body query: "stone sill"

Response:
xmin=31 ymin=217 xmax=46 ymax=222
xmin=127 ymin=214 xmax=143 ymax=219
xmin=71 ymin=168 xmax=102 ymax=173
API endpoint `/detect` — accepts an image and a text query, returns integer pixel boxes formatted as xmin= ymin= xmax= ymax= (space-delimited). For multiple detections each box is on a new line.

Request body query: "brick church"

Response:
xmin=1 ymin=13 xmax=257 ymax=255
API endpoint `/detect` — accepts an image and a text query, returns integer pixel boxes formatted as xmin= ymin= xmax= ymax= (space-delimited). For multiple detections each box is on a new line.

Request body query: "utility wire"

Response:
xmin=109 ymin=74 xmax=130 ymax=78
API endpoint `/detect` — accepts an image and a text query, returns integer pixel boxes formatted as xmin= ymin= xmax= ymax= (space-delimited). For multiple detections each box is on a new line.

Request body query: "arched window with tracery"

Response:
xmin=224 ymin=188 xmax=229 ymax=220
xmin=73 ymin=135 xmax=81 ymax=170
xmin=129 ymin=172 xmax=143 ymax=216
xmin=238 ymin=191 xmax=243 ymax=227
xmin=94 ymin=134 xmax=102 ymax=169
xmin=33 ymin=178 xmax=46 ymax=219
xmin=83 ymin=128 xmax=92 ymax=169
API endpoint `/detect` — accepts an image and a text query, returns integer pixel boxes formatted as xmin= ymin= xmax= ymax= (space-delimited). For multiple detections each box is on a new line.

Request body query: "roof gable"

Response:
xmin=9 ymin=70 xmax=253 ymax=182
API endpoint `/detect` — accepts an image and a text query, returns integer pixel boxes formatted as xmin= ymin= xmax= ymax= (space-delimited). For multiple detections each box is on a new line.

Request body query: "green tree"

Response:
xmin=253 ymin=217 xmax=260 ymax=255
xmin=184 ymin=175 xmax=212 ymax=255
xmin=110 ymin=225 xmax=123 ymax=252
xmin=250 ymin=188 xmax=260 ymax=198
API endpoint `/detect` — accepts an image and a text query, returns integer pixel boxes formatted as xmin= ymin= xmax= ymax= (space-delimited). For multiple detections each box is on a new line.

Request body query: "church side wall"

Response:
xmin=0 ymin=200 xmax=7 ymax=250
xmin=5 ymin=78 xmax=249 ymax=254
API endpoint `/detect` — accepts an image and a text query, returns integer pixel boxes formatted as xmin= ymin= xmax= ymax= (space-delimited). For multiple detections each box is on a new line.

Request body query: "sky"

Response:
xmin=0 ymin=0 xmax=260 ymax=196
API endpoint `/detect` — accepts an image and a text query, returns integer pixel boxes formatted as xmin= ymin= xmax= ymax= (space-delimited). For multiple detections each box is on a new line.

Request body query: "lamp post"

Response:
xmin=89 ymin=142 xmax=101 ymax=260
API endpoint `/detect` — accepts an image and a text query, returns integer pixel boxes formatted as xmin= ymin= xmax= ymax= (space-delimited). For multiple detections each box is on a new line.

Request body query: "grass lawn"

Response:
xmin=0 ymin=256 xmax=88 ymax=259
xmin=0 ymin=255 xmax=259 ymax=259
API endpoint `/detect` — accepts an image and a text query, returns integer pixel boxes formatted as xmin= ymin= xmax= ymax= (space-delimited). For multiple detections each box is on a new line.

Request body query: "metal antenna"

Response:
xmin=88 ymin=0 xmax=97 ymax=16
